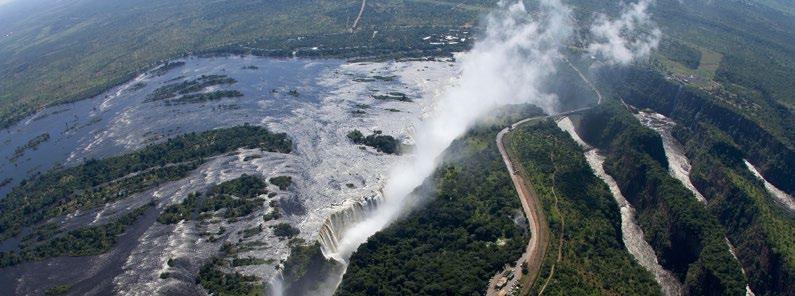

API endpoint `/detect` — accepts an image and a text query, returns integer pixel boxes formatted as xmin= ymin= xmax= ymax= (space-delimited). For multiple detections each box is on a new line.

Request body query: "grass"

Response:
xmin=696 ymin=47 xmax=723 ymax=80
xmin=658 ymin=43 xmax=723 ymax=86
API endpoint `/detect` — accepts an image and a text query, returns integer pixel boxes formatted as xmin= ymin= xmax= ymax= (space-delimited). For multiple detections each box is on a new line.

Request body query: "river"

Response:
xmin=557 ymin=116 xmax=684 ymax=296
xmin=0 ymin=55 xmax=459 ymax=295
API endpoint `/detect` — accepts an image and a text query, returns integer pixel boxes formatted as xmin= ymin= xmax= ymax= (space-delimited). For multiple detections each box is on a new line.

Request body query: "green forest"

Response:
xmin=599 ymin=66 xmax=795 ymax=194
xmin=577 ymin=102 xmax=747 ymax=295
xmin=146 ymin=74 xmax=237 ymax=102
xmin=0 ymin=204 xmax=151 ymax=267
xmin=347 ymin=130 xmax=401 ymax=154
xmin=269 ymin=176 xmax=293 ymax=191
xmin=197 ymin=257 xmax=265 ymax=296
xmin=337 ymin=124 xmax=529 ymax=295
xmin=507 ymin=120 xmax=662 ymax=295
xmin=673 ymin=121 xmax=795 ymax=295
xmin=158 ymin=174 xmax=270 ymax=224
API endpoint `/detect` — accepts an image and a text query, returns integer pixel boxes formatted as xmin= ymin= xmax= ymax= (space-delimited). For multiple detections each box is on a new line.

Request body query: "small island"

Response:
xmin=347 ymin=129 xmax=401 ymax=154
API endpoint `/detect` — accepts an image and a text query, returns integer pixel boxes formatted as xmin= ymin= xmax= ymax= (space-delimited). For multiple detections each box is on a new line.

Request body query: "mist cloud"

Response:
xmin=327 ymin=0 xmax=574 ymax=261
xmin=326 ymin=0 xmax=662 ymax=264
xmin=587 ymin=0 xmax=661 ymax=65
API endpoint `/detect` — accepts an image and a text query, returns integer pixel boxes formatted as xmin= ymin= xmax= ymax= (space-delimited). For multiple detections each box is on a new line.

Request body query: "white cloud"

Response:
xmin=324 ymin=0 xmax=664 ymax=268
xmin=327 ymin=0 xmax=575 ymax=261
xmin=587 ymin=0 xmax=661 ymax=65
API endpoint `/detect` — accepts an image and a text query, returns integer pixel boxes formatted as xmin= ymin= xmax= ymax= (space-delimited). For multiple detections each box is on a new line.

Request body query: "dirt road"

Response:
xmin=351 ymin=0 xmax=367 ymax=32
xmin=486 ymin=116 xmax=549 ymax=296
xmin=486 ymin=59 xmax=602 ymax=295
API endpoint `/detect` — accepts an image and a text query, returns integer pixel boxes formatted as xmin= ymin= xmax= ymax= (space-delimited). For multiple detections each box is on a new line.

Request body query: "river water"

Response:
xmin=557 ymin=117 xmax=684 ymax=296
xmin=634 ymin=111 xmax=706 ymax=203
xmin=744 ymin=160 xmax=795 ymax=213
xmin=0 ymin=55 xmax=459 ymax=295
xmin=634 ymin=111 xmax=756 ymax=296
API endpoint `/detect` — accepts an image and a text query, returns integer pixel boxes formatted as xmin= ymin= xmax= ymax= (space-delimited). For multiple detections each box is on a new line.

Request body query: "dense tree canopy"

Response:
xmin=579 ymin=102 xmax=747 ymax=295
xmin=508 ymin=121 xmax=661 ymax=295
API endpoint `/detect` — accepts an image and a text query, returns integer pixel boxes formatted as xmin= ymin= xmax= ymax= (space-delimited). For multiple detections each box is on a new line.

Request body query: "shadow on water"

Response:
xmin=0 ymin=206 xmax=159 ymax=295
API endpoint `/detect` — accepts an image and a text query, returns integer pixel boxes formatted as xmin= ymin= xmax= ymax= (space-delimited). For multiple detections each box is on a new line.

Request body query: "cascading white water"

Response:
xmin=269 ymin=270 xmax=285 ymax=296
xmin=744 ymin=159 xmax=795 ymax=212
xmin=634 ymin=111 xmax=756 ymax=296
xmin=634 ymin=111 xmax=705 ymax=203
xmin=318 ymin=195 xmax=383 ymax=261
xmin=309 ymin=0 xmax=662 ymax=293
xmin=557 ymin=117 xmax=684 ymax=296
xmin=322 ymin=0 xmax=575 ymax=264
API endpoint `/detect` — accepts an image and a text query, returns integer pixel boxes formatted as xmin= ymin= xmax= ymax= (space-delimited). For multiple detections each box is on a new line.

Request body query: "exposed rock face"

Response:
xmin=318 ymin=195 xmax=383 ymax=260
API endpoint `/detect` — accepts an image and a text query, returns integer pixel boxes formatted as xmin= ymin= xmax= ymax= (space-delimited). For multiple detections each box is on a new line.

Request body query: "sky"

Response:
xmin=0 ymin=0 xmax=17 ymax=9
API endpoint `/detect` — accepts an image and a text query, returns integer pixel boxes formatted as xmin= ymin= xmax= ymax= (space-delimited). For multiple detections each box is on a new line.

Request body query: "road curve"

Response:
xmin=486 ymin=58 xmax=603 ymax=295
xmin=487 ymin=116 xmax=549 ymax=296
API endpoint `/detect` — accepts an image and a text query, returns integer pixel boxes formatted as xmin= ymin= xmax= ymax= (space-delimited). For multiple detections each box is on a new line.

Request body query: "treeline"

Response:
xmin=0 ymin=204 xmax=151 ymax=267
xmin=0 ymin=126 xmax=292 ymax=241
xmin=10 ymin=132 xmax=50 ymax=162
xmin=197 ymin=257 xmax=264 ymax=296
xmin=280 ymin=239 xmax=342 ymax=295
xmin=269 ymin=176 xmax=292 ymax=191
xmin=673 ymin=122 xmax=795 ymax=295
xmin=148 ymin=61 xmax=185 ymax=77
xmin=337 ymin=124 xmax=529 ymax=295
xmin=599 ymin=67 xmax=795 ymax=194
xmin=167 ymin=90 xmax=243 ymax=105
xmin=197 ymin=26 xmax=473 ymax=62
xmin=158 ymin=174 xmax=270 ymax=224
xmin=146 ymin=74 xmax=243 ymax=105
xmin=507 ymin=120 xmax=662 ymax=295
xmin=372 ymin=92 xmax=412 ymax=102
xmin=578 ymin=102 xmax=747 ymax=295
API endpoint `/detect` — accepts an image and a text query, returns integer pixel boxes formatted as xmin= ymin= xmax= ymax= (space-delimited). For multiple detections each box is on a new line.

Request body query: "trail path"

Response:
xmin=351 ymin=0 xmax=367 ymax=32
xmin=537 ymin=152 xmax=564 ymax=296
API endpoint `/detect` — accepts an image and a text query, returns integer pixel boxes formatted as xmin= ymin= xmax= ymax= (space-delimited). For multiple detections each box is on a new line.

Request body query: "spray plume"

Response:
xmin=326 ymin=0 xmax=574 ymax=261
xmin=587 ymin=0 xmax=661 ymax=65
xmin=324 ymin=0 xmax=660 ymax=264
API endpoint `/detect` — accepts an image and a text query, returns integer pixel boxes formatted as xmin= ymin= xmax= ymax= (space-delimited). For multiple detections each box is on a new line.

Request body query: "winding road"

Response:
xmin=486 ymin=58 xmax=603 ymax=295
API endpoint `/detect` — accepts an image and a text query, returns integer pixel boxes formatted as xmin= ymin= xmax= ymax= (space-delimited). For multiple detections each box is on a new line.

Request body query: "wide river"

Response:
xmin=0 ymin=55 xmax=459 ymax=295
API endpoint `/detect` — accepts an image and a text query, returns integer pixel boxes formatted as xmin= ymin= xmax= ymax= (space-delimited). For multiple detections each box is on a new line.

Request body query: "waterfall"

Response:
xmin=268 ymin=269 xmax=285 ymax=296
xmin=318 ymin=195 xmax=383 ymax=261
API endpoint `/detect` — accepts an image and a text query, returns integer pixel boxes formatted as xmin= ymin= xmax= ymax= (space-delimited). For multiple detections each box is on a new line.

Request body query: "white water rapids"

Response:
xmin=634 ymin=111 xmax=756 ymax=296
xmin=557 ymin=117 xmax=683 ymax=296
xmin=744 ymin=160 xmax=795 ymax=213
xmin=634 ymin=111 xmax=706 ymax=203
